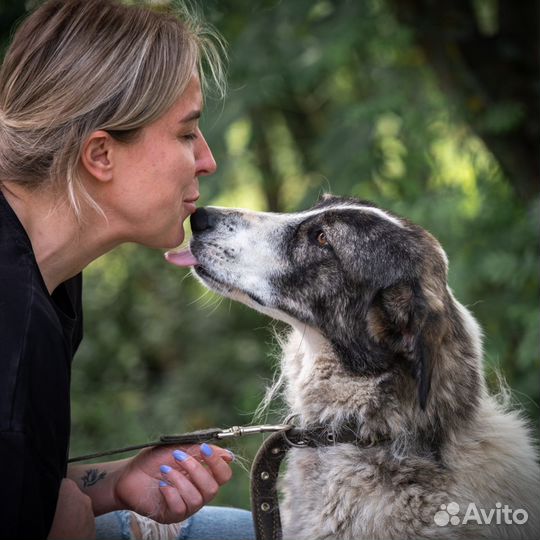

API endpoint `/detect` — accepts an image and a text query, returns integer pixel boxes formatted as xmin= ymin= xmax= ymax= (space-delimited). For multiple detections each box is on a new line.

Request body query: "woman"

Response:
xmin=0 ymin=1 xmax=254 ymax=539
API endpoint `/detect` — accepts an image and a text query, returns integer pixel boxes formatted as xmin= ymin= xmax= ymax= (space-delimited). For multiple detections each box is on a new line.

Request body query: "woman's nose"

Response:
xmin=196 ymin=132 xmax=217 ymax=177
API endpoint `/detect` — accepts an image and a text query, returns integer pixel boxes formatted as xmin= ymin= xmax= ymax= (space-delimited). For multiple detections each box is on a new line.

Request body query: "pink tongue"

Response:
xmin=164 ymin=248 xmax=198 ymax=267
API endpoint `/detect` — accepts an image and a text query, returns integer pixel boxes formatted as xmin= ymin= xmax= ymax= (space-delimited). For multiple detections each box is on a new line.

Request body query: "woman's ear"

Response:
xmin=80 ymin=130 xmax=115 ymax=182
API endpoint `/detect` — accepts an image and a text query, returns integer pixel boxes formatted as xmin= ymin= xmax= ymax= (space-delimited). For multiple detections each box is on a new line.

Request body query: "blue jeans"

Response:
xmin=95 ymin=506 xmax=256 ymax=540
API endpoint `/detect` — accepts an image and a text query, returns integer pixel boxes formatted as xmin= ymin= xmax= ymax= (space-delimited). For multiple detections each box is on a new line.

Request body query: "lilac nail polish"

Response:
xmin=201 ymin=443 xmax=213 ymax=457
xmin=159 ymin=480 xmax=170 ymax=487
xmin=173 ymin=449 xmax=189 ymax=462
xmin=160 ymin=464 xmax=172 ymax=474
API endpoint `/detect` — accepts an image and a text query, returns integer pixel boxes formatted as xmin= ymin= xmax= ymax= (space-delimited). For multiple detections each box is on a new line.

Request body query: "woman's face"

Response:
xmin=108 ymin=75 xmax=216 ymax=249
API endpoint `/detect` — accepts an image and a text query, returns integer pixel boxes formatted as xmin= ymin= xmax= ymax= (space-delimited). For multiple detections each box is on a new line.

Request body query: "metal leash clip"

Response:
xmin=217 ymin=424 xmax=292 ymax=439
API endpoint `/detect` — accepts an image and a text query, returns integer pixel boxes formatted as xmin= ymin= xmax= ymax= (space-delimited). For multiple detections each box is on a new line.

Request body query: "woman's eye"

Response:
xmin=181 ymin=132 xmax=197 ymax=141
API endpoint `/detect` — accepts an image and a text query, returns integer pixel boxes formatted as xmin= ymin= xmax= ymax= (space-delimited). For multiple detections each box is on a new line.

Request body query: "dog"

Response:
xmin=167 ymin=194 xmax=540 ymax=539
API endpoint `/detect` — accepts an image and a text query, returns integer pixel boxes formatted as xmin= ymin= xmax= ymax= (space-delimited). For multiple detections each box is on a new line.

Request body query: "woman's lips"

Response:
xmin=183 ymin=193 xmax=199 ymax=215
xmin=183 ymin=201 xmax=197 ymax=214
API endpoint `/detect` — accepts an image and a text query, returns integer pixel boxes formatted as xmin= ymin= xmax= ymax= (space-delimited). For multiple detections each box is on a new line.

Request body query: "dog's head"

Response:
xmin=170 ymin=195 xmax=456 ymax=411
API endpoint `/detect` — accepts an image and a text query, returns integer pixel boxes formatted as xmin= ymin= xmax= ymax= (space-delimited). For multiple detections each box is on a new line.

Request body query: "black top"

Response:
xmin=0 ymin=189 xmax=83 ymax=539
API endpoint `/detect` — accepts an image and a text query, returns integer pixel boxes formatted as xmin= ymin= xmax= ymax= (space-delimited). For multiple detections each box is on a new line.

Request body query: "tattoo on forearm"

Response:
xmin=81 ymin=468 xmax=107 ymax=488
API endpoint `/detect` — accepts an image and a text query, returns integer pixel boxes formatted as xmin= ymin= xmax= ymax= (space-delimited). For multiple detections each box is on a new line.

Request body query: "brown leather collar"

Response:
xmin=250 ymin=425 xmax=388 ymax=540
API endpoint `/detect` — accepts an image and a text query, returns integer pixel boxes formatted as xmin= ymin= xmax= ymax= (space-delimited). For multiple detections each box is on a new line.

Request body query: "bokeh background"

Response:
xmin=1 ymin=0 xmax=538 ymax=510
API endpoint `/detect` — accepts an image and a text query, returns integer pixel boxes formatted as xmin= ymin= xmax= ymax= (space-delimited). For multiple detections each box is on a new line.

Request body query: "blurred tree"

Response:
xmin=388 ymin=0 xmax=540 ymax=201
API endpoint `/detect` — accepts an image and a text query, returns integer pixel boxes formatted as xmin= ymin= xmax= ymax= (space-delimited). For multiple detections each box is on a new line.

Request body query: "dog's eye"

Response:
xmin=307 ymin=227 xmax=331 ymax=249
xmin=317 ymin=231 xmax=328 ymax=246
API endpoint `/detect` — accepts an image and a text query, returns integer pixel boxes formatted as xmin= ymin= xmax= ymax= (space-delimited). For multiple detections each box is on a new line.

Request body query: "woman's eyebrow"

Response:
xmin=179 ymin=110 xmax=201 ymax=123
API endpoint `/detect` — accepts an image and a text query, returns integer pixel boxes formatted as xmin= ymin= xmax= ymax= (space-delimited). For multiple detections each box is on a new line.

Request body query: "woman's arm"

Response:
xmin=67 ymin=459 xmax=126 ymax=516
xmin=67 ymin=444 xmax=234 ymax=521
xmin=47 ymin=479 xmax=96 ymax=540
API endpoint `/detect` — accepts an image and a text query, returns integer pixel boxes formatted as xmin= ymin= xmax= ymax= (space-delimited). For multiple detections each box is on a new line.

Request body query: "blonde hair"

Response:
xmin=0 ymin=0 xmax=226 ymax=218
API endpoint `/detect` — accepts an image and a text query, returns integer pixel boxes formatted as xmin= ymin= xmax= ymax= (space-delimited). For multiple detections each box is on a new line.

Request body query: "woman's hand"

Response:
xmin=111 ymin=443 xmax=233 ymax=523
xmin=48 ymin=478 xmax=96 ymax=539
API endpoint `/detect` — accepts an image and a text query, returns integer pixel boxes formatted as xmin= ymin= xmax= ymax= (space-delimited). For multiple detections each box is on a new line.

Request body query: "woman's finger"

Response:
xmin=170 ymin=449 xmax=222 ymax=503
xmin=160 ymin=464 xmax=206 ymax=515
xmin=180 ymin=445 xmax=234 ymax=464
xmin=158 ymin=475 xmax=188 ymax=522
xmin=198 ymin=444 xmax=234 ymax=486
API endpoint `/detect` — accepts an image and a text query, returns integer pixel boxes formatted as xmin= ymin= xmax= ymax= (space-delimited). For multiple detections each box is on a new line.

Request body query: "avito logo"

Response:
xmin=434 ymin=502 xmax=528 ymax=526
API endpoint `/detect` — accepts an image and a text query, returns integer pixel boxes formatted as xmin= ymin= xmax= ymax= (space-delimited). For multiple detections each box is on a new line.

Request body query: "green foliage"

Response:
xmin=2 ymin=0 xmax=538 ymax=511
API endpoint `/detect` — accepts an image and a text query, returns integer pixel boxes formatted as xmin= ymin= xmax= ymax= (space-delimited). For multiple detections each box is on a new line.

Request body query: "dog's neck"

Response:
xmin=282 ymin=324 xmax=406 ymax=441
xmin=281 ymin=299 xmax=484 ymax=455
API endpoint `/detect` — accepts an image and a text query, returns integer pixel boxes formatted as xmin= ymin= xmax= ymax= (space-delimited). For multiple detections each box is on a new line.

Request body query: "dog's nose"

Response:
xmin=190 ymin=207 xmax=215 ymax=233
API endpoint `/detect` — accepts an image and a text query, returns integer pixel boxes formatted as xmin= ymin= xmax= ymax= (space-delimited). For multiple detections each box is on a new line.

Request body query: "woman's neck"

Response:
xmin=1 ymin=183 xmax=120 ymax=294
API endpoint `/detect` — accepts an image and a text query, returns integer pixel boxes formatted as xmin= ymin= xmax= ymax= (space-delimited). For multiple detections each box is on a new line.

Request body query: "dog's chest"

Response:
xmin=280 ymin=445 xmax=391 ymax=538
xmin=279 ymin=445 xmax=449 ymax=540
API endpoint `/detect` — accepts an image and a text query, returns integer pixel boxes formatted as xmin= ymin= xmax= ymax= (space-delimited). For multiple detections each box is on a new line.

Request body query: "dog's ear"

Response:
xmin=313 ymin=193 xmax=337 ymax=208
xmin=367 ymin=282 xmax=438 ymax=410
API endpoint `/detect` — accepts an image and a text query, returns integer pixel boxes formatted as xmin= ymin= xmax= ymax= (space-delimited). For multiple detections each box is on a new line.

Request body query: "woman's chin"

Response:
xmin=168 ymin=226 xmax=186 ymax=249
xmin=145 ymin=224 xmax=185 ymax=250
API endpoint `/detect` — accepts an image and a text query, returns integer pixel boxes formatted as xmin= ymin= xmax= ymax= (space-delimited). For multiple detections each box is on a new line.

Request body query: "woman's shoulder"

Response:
xmin=0 ymin=191 xmax=57 ymax=325
xmin=0 ymin=264 xmax=56 ymax=344
xmin=0 ymin=206 xmax=66 ymax=345
xmin=0 ymin=200 xmax=83 ymax=355
xmin=0 ymin=199 xmax=40 ymax=319
xmin=0 ymin=188 xmax=34 ymax=265
xmin=0 ymin=254 xmax=72 ymax=432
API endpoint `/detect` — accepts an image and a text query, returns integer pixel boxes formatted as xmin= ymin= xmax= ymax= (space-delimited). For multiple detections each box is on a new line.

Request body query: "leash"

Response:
xmin=69 ymin=422 xmax=381 ymax=540
xmin=67 ymin=424 xmax=291 ymax=463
